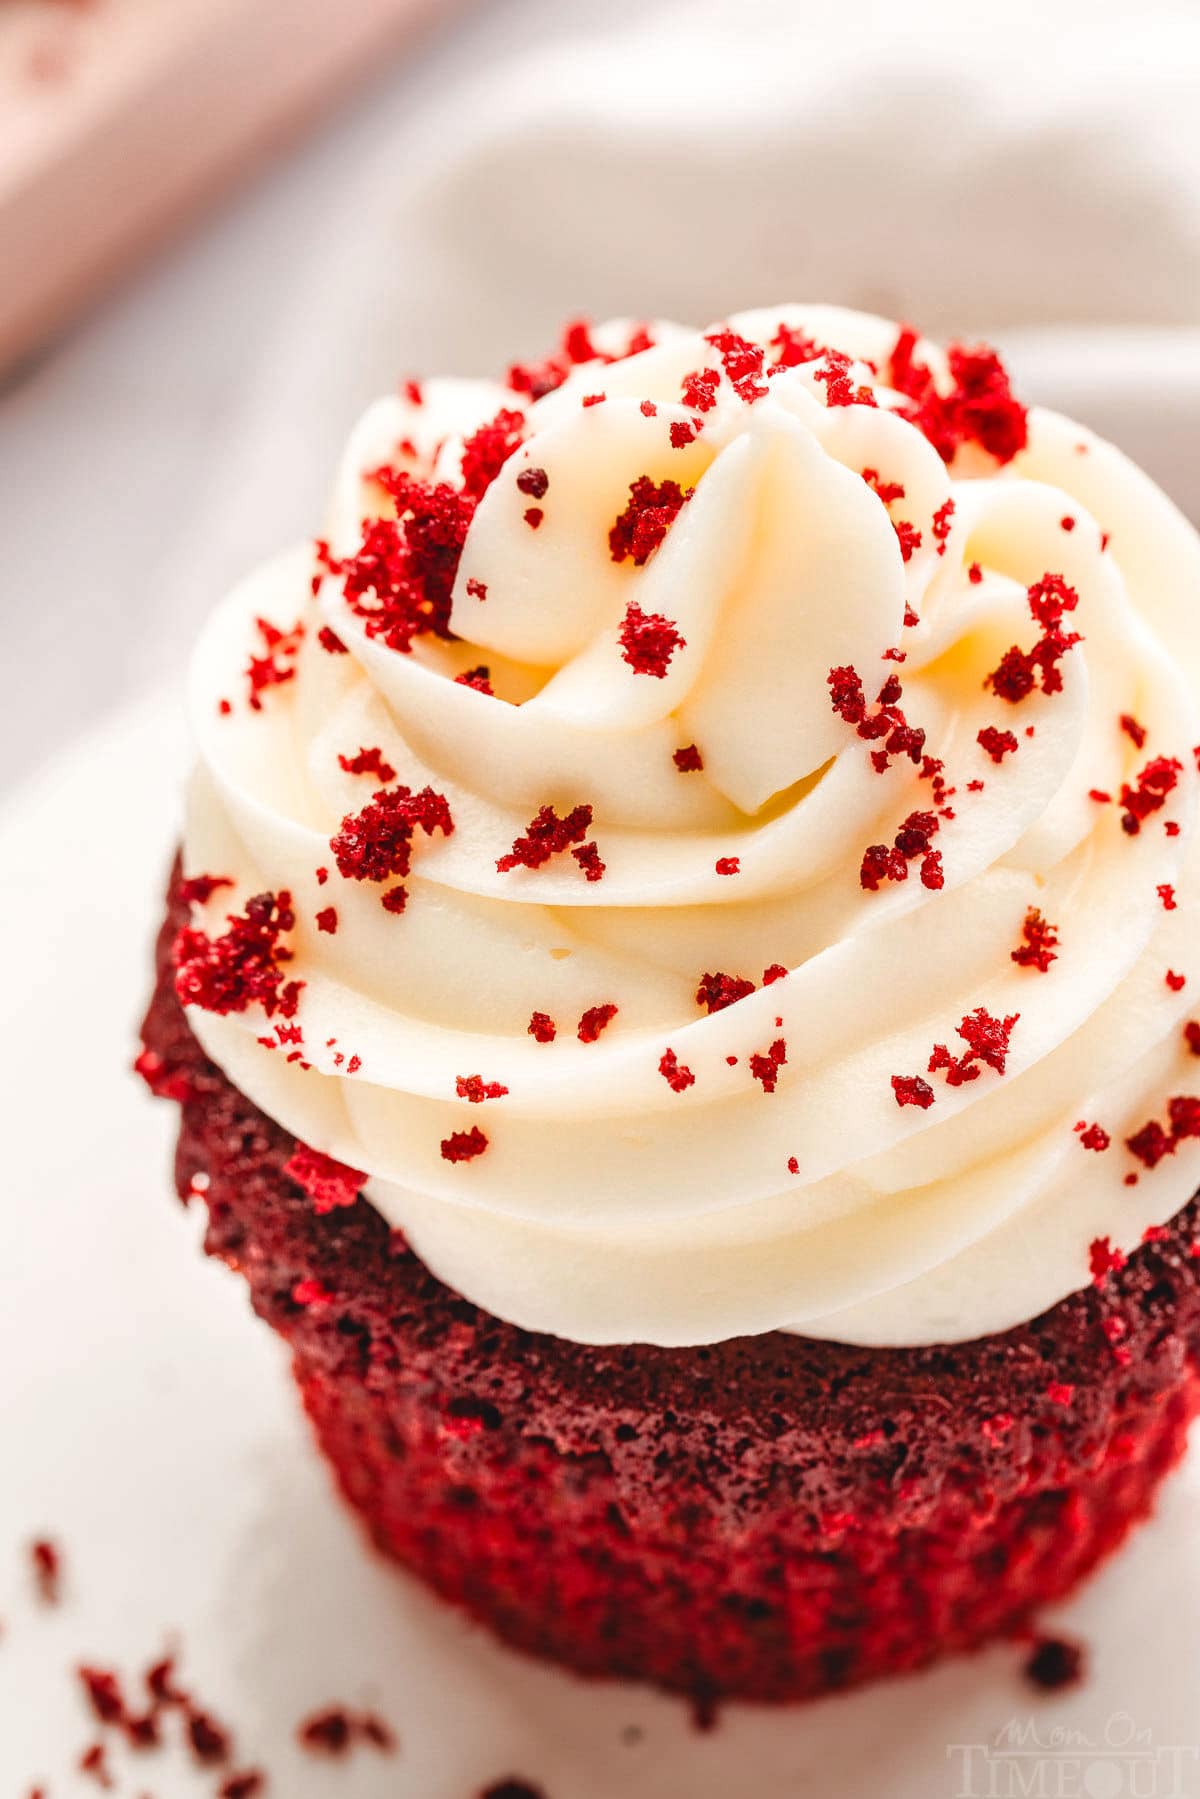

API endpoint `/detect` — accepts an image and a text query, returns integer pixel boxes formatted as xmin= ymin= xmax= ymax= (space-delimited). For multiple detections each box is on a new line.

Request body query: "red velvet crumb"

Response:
xmin=985 ymin=574 xmax=1081 ymax=704
xmin=1119 ymin=756 xmax=1183 ymax=834
xmin=174 ymin=891 xmax=302 ymax=1021
xmin=338 ymin=746 xmax=397 ymax=783
xmin=1011 ymin=906 xmax=1059 ymax=973
xmin=315 ymin=906 xmax=338 ymax=933
xmin=696 ymin=971 xmax=755 ymax=1013
xmin=1089 ymin=1235 xmax=1126 ymax=1282
xmin=749 ymin=1038 xmax=787 ymax=1094
xmin=1076 ymin=1122 xmax=1111 ymax=1152
xmin=331 ymin=785 xmax=453 ymax=885
xmin=927 ymin=1007 xmax=1019 ymax=1086
xmin=456 ymin=1075 xmax=510 ymax=1103
xmin=715 ymin=857 xmax=740 ymax=876
xmin=219 ymin=1774 xmax=266 ymax=1799
xmin=31 ymin=1538 xmax=61 ymax=1603
xmin=578 ymin=1003 xmax=618 ymax=1043
xmin=528 ymin=1011 xmax=556 ymax=1043
xmin=659 ymin=1049 xmax=696 ymax=1092
xmin=1024 ymin=1635 xmax=1085 ymax=1692
xmin=497 ymin=802 xmax=597 ymax=876
xmin=609 ymin=476 xmax=693 ymax=565
xmin=674 ymin=743 xmax=704 ymax=772
xmin=244 ymin=615 xmax=305 ymax=711
xmin=978 ymin=726 xmax=1019 ymax=763
xmin=619 ymin=602 xmax=686 ymax=677
xmin=892 ymin=1074 xmax=935 ymax=1109
xmin=441 ymin=1127 xmax=489 ymax=1163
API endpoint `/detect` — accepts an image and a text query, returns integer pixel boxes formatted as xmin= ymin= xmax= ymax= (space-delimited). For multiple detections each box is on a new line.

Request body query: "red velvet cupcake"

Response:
xmin=139 ymin=307 xmax=1200 ymax=1706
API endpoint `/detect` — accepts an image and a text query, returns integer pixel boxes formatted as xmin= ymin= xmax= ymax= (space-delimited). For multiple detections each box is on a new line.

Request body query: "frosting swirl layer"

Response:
xmin=180 ymin=305 xmax=1200 ymax=1347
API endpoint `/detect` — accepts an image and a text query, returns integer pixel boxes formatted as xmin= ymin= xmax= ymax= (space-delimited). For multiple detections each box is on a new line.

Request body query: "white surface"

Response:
xmin=2 ymin=0 xmax=1200 ymax=803
xmin=2 ymin=693 xmax=1199 ymax=1792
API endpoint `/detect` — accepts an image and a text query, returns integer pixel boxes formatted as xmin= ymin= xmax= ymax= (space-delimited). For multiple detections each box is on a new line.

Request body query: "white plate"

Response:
xmin=2 ymin=695 xmax=1198 ymax=1798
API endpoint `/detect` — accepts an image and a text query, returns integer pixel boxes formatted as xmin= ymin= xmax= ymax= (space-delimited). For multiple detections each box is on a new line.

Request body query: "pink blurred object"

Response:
xmin=0 ymin=0 xmax=452 ymax=375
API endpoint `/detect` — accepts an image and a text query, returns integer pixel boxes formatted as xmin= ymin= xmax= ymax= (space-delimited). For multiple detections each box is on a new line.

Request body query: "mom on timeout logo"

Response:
xmin=946 ymin=1713 xmax=1200 ymax=1798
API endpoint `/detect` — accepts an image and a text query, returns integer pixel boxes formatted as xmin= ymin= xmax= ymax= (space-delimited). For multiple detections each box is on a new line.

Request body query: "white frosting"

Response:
xmin=180 ymin=305 xmax=1200 ymax=1348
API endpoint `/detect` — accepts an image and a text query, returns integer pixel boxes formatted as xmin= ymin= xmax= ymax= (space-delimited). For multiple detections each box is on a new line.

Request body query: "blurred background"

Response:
xmin=2 ymin=0 xmax=1198 ymax=802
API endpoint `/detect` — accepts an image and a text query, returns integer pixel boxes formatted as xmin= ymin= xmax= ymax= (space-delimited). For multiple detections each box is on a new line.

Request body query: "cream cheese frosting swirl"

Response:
xmin=179 ymin=304 xmax=1200 ymax=1348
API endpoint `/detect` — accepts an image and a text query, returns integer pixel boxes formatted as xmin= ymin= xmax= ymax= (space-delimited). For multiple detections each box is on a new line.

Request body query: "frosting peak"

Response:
xmin=179 ymin=305 xmax=1200 ymax=1348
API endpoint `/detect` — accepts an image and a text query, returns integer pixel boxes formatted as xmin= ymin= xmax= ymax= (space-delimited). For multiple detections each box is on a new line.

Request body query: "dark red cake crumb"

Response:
xmin=186 ymin=1707 xmax=232 ymax=1764
xmin=892 ymin=1074 xmax=936 ymax=1109
xmin=1120 ymin=713 xmax=1148 ymax=750
xmin=283 ymin=1146 xmax=366 ymax=1215
xmin=456 ymin=665 xmax=495 ymax=695
xmin=1159 ymin=884 xmax=1178 ymax=911
xmin=1166 ymin=970 xmax=1187 ymax=993
xmin=331 ymin=785 xmax=453 ymax=886
xmin=578 ymin=1004 xmax=618 ymax=1044
xmin=714 ymin=856 xmax=740 ymax=876
xmin=1089 ymin=1236 xmax=1127 ymax=1284
xmin=244 ymin=616 xmax=304 ymax=712
xmin=1185 ymin=1022 xmax=1200 ymax=1056
xmin=749 ymin=1039 xmax=787 ymax=1094
xmin=30 ymin=1537 xmax=62 ymax=1603
xmin=985 ymin=574 xmax=1081 ymax=704
xmin=888 ymin=328 xmax=1028 ymax=465
xmin=928 ymin=1007 xmax=1019 ymax=1087
xmin=497 ymin=803 xmax=593 ymax=875
xmin=297 ymin=1706 xmax=395 ymax=1756
xmin=696 ymin=971 xmax=755 ymax=1014
xmin=1076 ymin=1123 xmax=1111 ymax=1153
xmin=441 ymin=1127 xmax=488 ymax=1164
xmin=673 ymin=743 xmax=703 ymax=772
xmin=659 ymin=1049 xmax=695 ymax=1092
xmin=978 ymin=726 xmax=1019 ymax=764
xmin=528 ymin=1011 xmax=556 ymax=1043
xmin=315 ymin=907 xmax=338 ymax=934
xmin=1120 ymin=756 xmax=1183 ymax=835
xmin=174 ymin=890 xmax=302 ymax=1021
xmin=480 ymin=1782 xmax=546 ymax=1799
xmin=1023 ymin=1634 xmax=1086 ymax=1692
xmin=609 ymin=477 xmax=693 ymax=566
xmin=79 ymin=1743 xmax=112 ymax=1788
xmin=1012 ymin=907 xmax=1060 ymax=973
xmin=618 ymin=603 xmax=686 ymax=678
xmin=338 ymin=747 xmax=397 ymax=783
xmin=78 ymin=1665 xmax=126 ymax=1725
xmin=456 ymin=1075 xmax=509 ymax=1103
xmin=219 ymin=1773 xmax=267 ymax=1799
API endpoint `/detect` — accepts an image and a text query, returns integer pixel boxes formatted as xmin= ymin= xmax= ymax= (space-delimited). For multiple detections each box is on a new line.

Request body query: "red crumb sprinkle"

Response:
xmin=79 ymin=1665 xmax=125 ymax=1724
xmin=673 ymin=743 xmax=703 ymax=772
xmin=892 ymin=1074 xmax=936 ymax=1109
xmin=284 ymin=1145 xmax=365 ymax=1214
xmin=218 ymin=698 xmax=233 ymax=715
xmin=456 ymin=664 xmax=495 ymax=695
xmin=187 ymin=1707 xmax=232 ymax=1763
xmin=827 ymin=664 xmax=927 ymax=772
xmin=174 ymin=890 xmax=302 ymax=1021
xmin=79 ymin=1743 xmax=112 ymax=1787
xmin=609 ymin=476 xmax=693 ymax=566
xmin=860 ymin=809 xmax=942 ymax=893
xmin=968 ymin=562 xmax=983 ymax=584
xmin=381 ymin=885 xmax=408 ymax=914
xmin=331 ymin=784 xmax=453 ymax=885
xmin=480 ymin=1782 xmax=547 ymax=1799
xmin=30 ymin=1538 xmax=61 ymax=1602
xmin=1046 ymin=1381 xmax=1075 ymax=1406
xmin=1119 ymin=755 xmax=1182 ymax=834
xmin=861 ymin=466 xmax=906 ymax=505
xmin=179 ymin=873 xmax=233 ymax=906
xmin=619 ymin=602 xmax=686 ymax=677
xmin=669 ymin=420 xmax=697 ymax=448
xmin=441 ymin=1127 xmax=488 ymax=1164
xmin=1120 ymin=713 xmax=1147 ymax=750
xmin=497 ymin=802 xmax=595 ymax=875
xmin=978 ymin=726 xmax=1019 ymax=764
xmin=466 ymin=577 xmax=488 ymax=601
xmin=715 ymin=856 xmax=740 ymax=876
xmin=787 ymin=1155 xmax=800 ymax=1175
xmin=338 ymin=746 xmax=397 ymax=783
xmin=1076 ymin=1121 xmax=1111 ymax=1153
xmin=933 ymin=1007 xmax=1019 ymax=1082
xmin=299 ymin=1709 xmax=351 ymax=1754
xmin=659 ymin=1048 xmax=696 ymax=1092
xmin=460 ymin=408 xmax=527 ymax=497
xmin=1060 ymin=515 xmax=1076 ymax=532
xmin=1024 ymin=1635 xmax=1086 ymax=1692
xmin=1012 ymin=906 xmax=1060 ymax=972
xmin=888 ymin=327 xmax=1028 ymax=465
xmin=696 ymin=970 xmax=755 ymax=1014
xmin=219 ymin=1774 xmax=267 ymax=1799
xmin=244 ymin=615 xmax=305 ymax=711
xmin=456 ymin=1075 xmax=509 ymax=1103
xmin=813 ymin=349 xmax=877 ymax=409
xmin=1126 ymin=1095 xmax=1200 ymax=1169
xmin=640 ymin=399 xmax=658 ymax=416
xmin=528 ymin=1011 xmax=556 ymax=1043
xmin=516 ymin=466 xmax=549 ymax=500
xmin=681 ymin=365 xmax=721 ymax=412
xmin=1088 ymin=790 xmax=1112 ymax=805
xmin=762 ymin=963 xmax=788 ymax=984
xmin=1089 ymin=1235 xmax=1127 ymax=1283
xmin=402 ymin=377 xmax=424 ymax=405
xmin=932 ymin=497 xmax=955 ymax=553
xmin=1159 ymin=883 xmax=1178 ymax=911
xmin=985 ymin=573 xmax=1082 ymax=704
xmin=705 ymin=327 xmax=769 ymax=404
xmin=572 ymin=840 xmax=607 ymax=882
xmin=317 ymin=624 xmax=348 ymax=654
xmin=1166 ymin=820 xmax=1182 ymax=836
xmin=322 ymin=473 xmax=474 ymax=653
xmin=1167 ymin=970 xmax=1187 ymax=992
xmin=523 ymin=507 xmax=544 ymax=529
xmin=578 ymin=1003 xmax=618 ymax=1043
xmin=893 ymin=519 xmax=922 ymax=563
xmin=315 ymin=906 xmax=338 ymax=933
xmin=316 ymin=866 xmax=329 ymax=884
xmin=1185 ymin=1021 xmax=1200 ymax=1055
xmin=749 ymin=1038 xmax=787 ymax=1094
